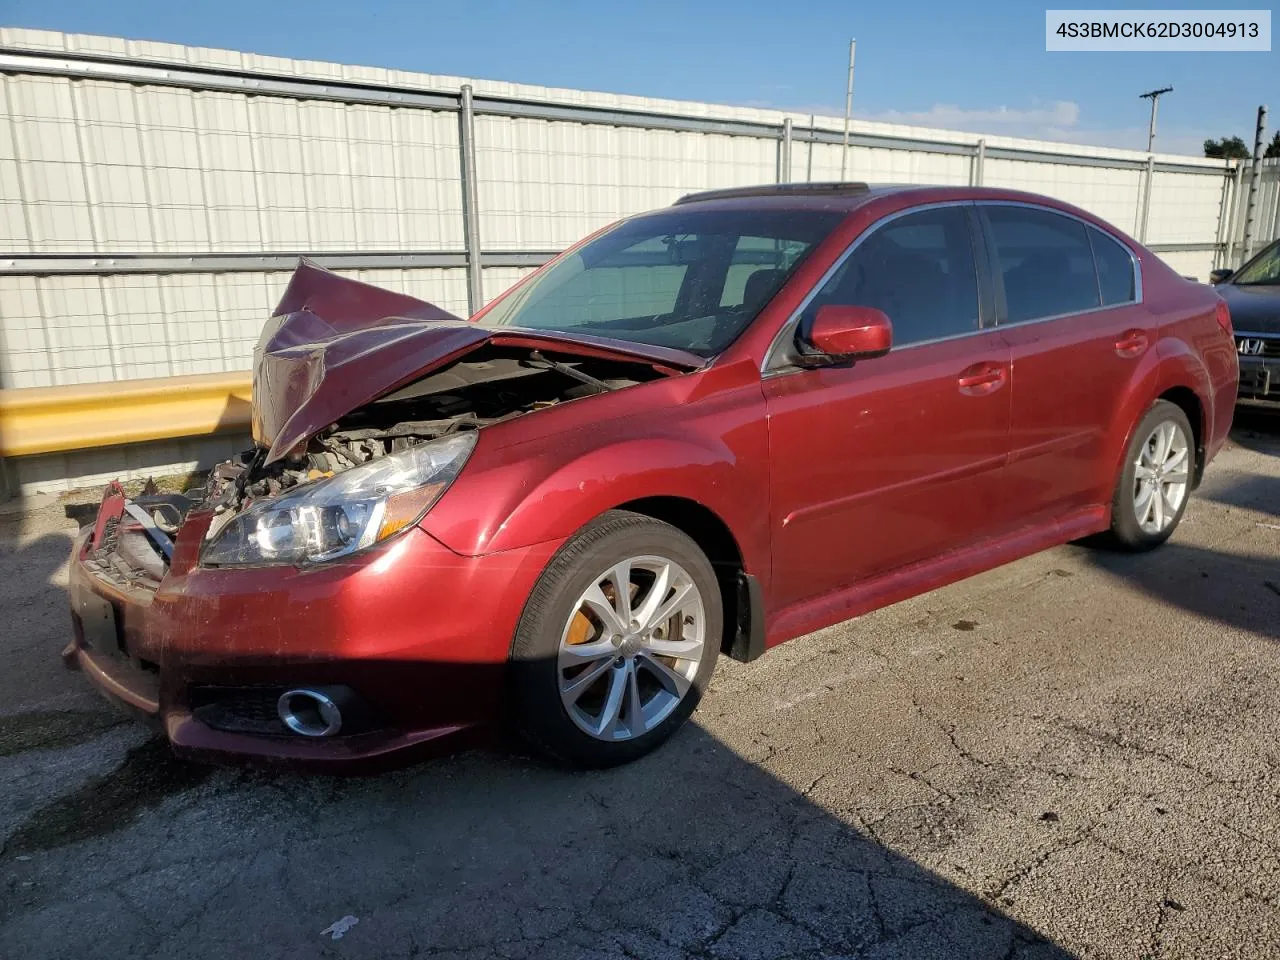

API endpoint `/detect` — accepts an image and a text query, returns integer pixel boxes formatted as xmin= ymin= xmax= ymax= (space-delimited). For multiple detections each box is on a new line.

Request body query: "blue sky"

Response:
xmin=4 ymin=0 xmax=1276 ymax=155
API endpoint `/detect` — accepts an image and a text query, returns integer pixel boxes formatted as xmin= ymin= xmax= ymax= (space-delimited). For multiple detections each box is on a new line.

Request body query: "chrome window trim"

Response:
xmin=761 ymin=198 xmax=1144 ymax=377
xmin=982 ymin=201 xmax=1143 ymax=324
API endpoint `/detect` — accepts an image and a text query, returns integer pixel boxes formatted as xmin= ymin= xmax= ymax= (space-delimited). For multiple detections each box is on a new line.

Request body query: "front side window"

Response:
xmin=480 ymin=208 xmax=844 ymax=356
xmin=984 ymin=206 xmax=1101 ymax=323
xmin=1232 ymin=239 xmax=1280 ymax=286
xmin=796 ymin=206 xmax=980 ymax=348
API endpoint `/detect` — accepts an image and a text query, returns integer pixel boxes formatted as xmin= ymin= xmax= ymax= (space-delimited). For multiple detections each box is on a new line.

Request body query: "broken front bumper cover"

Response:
xmin=64 ymin=515 xmax=564 ymax=771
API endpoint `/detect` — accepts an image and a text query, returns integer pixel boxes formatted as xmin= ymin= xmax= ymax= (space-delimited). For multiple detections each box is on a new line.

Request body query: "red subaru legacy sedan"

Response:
xmin=65 ymin=183 xmax=1238 ymax=770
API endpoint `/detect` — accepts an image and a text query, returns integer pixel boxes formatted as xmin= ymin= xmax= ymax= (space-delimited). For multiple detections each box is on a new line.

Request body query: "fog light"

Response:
xmin=277 ymin=688 xmax=343 ymax=737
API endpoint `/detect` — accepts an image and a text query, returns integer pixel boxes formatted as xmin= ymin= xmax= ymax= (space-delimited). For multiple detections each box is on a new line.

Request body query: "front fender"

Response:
xmin=421 ymin=421 xmax=771 ymax=579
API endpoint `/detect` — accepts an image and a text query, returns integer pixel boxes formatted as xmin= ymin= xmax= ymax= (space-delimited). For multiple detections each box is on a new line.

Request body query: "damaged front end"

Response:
xmin=80 ymin=480 xmax=199 ymax=592
xmin=85 ymin=262 xmax=690 ymax=579
xmin=63 ymin=261 xmax=703 ymax=765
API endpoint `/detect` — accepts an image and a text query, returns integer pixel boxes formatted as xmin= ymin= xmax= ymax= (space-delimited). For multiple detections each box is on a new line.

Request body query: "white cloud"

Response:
xmin=867 ymin=100 xmax=1082 ymax=131
xmin=1035 ymin=123 xmax=1207 ymax=157
xmin=746 ymin=96 xmax=1210 ymax=157
xmin=861 ymin=99 xmax=1209 ymax=156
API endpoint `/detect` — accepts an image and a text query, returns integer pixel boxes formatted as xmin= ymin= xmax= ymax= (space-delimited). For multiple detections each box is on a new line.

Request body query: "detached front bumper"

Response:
xmin=64 ymin=522 xmax=562 ymax=772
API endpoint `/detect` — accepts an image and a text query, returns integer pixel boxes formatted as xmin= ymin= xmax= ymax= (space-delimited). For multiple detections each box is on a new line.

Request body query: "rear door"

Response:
xmin=979 ymin=204 xmax=1148 ymax=519
xmin=764 ymin=204 xmax=1013 ymax=612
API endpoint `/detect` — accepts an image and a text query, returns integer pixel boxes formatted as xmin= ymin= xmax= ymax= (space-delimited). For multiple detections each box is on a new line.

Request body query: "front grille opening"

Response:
xmin=190 ymin=687 xmax=289 ymax=737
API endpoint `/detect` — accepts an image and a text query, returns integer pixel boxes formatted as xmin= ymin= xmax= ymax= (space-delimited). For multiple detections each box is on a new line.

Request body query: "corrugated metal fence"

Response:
xmin=1222 ymin=158 xmax=1280 ymax=266
xmin=0 ymin=28 xmax=1268 ymax=492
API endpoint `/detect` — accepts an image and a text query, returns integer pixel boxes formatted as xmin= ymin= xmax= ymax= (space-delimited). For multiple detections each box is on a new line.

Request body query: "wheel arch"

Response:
xmin=614 ymin=496 xmax=765 ymax=663
xmin=1105 ymin=346 xmax=1213 ymax=497
xmin=1155 ymin=385 xmax=1206 ymax=487
xmin=426 ymin=432 xmax=773 ymax=662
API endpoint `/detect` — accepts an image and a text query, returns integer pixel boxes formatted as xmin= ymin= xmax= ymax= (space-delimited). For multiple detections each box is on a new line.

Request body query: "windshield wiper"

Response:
xmin=526 ymin=351 xmax=617 ymax=393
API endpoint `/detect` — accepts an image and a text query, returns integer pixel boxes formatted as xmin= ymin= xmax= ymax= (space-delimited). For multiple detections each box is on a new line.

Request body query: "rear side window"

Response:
xmin=1089 ymin=228 xmax=1137 ymax=305
xmin=984 ymin=206 xmax=1101 ymax=323
xmin=799 ymin=206 xmax=980 ymax=347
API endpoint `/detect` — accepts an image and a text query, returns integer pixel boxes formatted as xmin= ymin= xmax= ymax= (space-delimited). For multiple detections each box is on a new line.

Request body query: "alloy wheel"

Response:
xmin=1133 ymin=420 xmax=1190 ymax=535
xmin=557 ymin=555 xmax=706 ymax=741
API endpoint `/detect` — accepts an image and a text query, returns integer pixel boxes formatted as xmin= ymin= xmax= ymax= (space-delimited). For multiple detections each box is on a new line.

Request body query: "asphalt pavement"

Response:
xmin=2 ymin=409 xmax=1279 ymax=959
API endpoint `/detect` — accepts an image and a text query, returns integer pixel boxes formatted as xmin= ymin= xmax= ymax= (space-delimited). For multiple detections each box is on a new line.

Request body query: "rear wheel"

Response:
xmin=1108 ymin=400 xmax=1194 ymax=550
xmin=509 ymin=510 xmax=721 ymax=768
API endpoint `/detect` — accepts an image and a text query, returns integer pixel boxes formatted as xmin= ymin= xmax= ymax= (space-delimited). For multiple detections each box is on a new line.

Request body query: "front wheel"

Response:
xmin=509 ymin=510 xmax=722 ymax=768
xmin=1107 ymin=399 xmax=1194 ymax=550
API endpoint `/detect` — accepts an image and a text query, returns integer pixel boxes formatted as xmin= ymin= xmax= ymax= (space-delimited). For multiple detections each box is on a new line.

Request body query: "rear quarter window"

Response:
xmin=1089 ymin=228 xmax=1137 ymax=305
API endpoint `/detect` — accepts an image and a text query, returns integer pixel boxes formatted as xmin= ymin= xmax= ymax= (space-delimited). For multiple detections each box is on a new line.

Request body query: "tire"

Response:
xmin=1107 ymin=400 xmax=1195 ymax=551
xmin=509 ymin=510 xmax=722 ymax=768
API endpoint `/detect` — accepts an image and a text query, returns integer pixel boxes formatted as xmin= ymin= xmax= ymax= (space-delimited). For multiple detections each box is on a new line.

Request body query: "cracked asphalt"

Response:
xmin=3 ymin=410 xmax=1280 ymax=960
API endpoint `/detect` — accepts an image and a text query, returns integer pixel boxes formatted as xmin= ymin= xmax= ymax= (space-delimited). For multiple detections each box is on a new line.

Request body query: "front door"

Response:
xmin=764 ymin=204 xmax=1012 ymax=613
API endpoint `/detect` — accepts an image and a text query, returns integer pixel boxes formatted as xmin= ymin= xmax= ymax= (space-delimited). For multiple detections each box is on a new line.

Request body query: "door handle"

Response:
xmin=1115 ymin=329 xmax=1149 ymax=357
xmin=957 ymin=362 xmax=1008 ymax=396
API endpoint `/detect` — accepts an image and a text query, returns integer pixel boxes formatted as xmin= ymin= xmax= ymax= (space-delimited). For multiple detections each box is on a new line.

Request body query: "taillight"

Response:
xmin=1215 ymin=299 xmax=1232 ymax=334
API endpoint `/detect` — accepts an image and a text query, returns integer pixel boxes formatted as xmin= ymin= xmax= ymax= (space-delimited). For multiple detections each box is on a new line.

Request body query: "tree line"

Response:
xmin=1204 ymin=132 xmax=1280 ymax=159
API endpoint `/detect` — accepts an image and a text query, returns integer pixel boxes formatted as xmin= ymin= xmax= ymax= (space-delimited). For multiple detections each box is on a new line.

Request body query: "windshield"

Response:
xmin=479 ymin=207 xmax=845 ymax=356
xmin=1233 ymin=240 xmax=1280 ymax=285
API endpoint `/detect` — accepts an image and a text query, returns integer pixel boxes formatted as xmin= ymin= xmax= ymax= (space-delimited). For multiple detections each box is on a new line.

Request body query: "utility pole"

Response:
xmin=840 ymin=39 xmax=856 ymax=180
xmin=1139 ymin=86 xmax=1173 ymax=152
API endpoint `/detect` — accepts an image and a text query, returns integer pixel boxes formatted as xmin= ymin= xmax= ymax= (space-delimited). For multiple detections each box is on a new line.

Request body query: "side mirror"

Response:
xmin=1209 ymin=268 xmax=1234 ymax=285
xmin=801 ymin=305 xmax=893 ymax=365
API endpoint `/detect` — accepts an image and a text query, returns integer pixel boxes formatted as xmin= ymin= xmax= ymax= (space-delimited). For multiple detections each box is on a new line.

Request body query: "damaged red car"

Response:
xmin=64 ymin=183 xmax=1238 ymax=770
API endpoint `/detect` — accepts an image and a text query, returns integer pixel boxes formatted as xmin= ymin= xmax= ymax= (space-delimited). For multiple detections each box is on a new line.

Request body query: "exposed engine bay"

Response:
xmin=79 ymin=261 xmax=701 ymax=583
xmin=84 ymin=346 xmax=661 ymax=588
xmin=205 ymin=346 xmax=654 ymax=513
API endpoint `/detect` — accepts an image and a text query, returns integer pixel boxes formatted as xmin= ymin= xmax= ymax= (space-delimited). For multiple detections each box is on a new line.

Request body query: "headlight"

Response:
xmin=201 ymin=432 xmax=477 ymax=567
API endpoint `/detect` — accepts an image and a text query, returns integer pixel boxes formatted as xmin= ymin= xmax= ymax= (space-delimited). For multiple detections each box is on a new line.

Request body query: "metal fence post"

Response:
xmin=1225 ymin=160 xmax=1245 ymax=266
xmin=806 ymin=114 xmax=815 ymax=182
xmin=458 ymin=84 xmax=484 ymax=317
xmin=1242 ymin=104 xmax=1268 ymax=261
xmin=779 ymin=118 xmax=792 ymax=183
xmin=1269 ymin=161 xmax=1280 ymax=242
xmin=971 ymin=139 xmax=986 ymax=187
xmin=1138 ymin=155 xmax=1155 ymax=242
xmin=1212 ymin=163 xmax=1233 ymax=269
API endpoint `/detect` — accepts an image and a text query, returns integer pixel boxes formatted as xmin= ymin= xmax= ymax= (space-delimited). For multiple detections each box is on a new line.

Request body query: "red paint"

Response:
xmin=808 ymin=305 xmax=893 ymax=358
xmin=65 ymin=186 xmax=1237 ymax=770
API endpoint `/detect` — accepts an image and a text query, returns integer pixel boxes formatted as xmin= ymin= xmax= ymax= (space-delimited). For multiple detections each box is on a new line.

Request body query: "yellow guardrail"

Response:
xmin=0 ymin=372 xmax=252 ymax=458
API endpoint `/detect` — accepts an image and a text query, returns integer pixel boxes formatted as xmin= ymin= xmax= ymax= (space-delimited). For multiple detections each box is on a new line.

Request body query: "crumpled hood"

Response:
xmin=1218 ymin=282 xmax=1280 ymax=335
xmin=254 ymin=261 xmax=702 ymax=464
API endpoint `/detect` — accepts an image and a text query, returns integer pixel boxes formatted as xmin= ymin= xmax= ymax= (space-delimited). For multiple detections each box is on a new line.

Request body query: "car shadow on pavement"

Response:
xmin=0 ymin=513 xmax=119 ymax=727
xmin=1 ymin=713 xmax=1076 ymax=960
xmin=1228 ymin=405 xmax=1280 ymax=458
xmin=1198 ymin=470 xmax=1280 ymax=520
xmin=1085 ymin=540 xmax=1280 ymax=642
xmin=0 ymin=502 xmax=1075 ymax=957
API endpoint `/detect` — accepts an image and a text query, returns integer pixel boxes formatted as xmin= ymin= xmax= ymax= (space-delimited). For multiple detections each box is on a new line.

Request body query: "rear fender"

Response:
xmin=1103 ymin=339 xmax=1212 ymax=497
